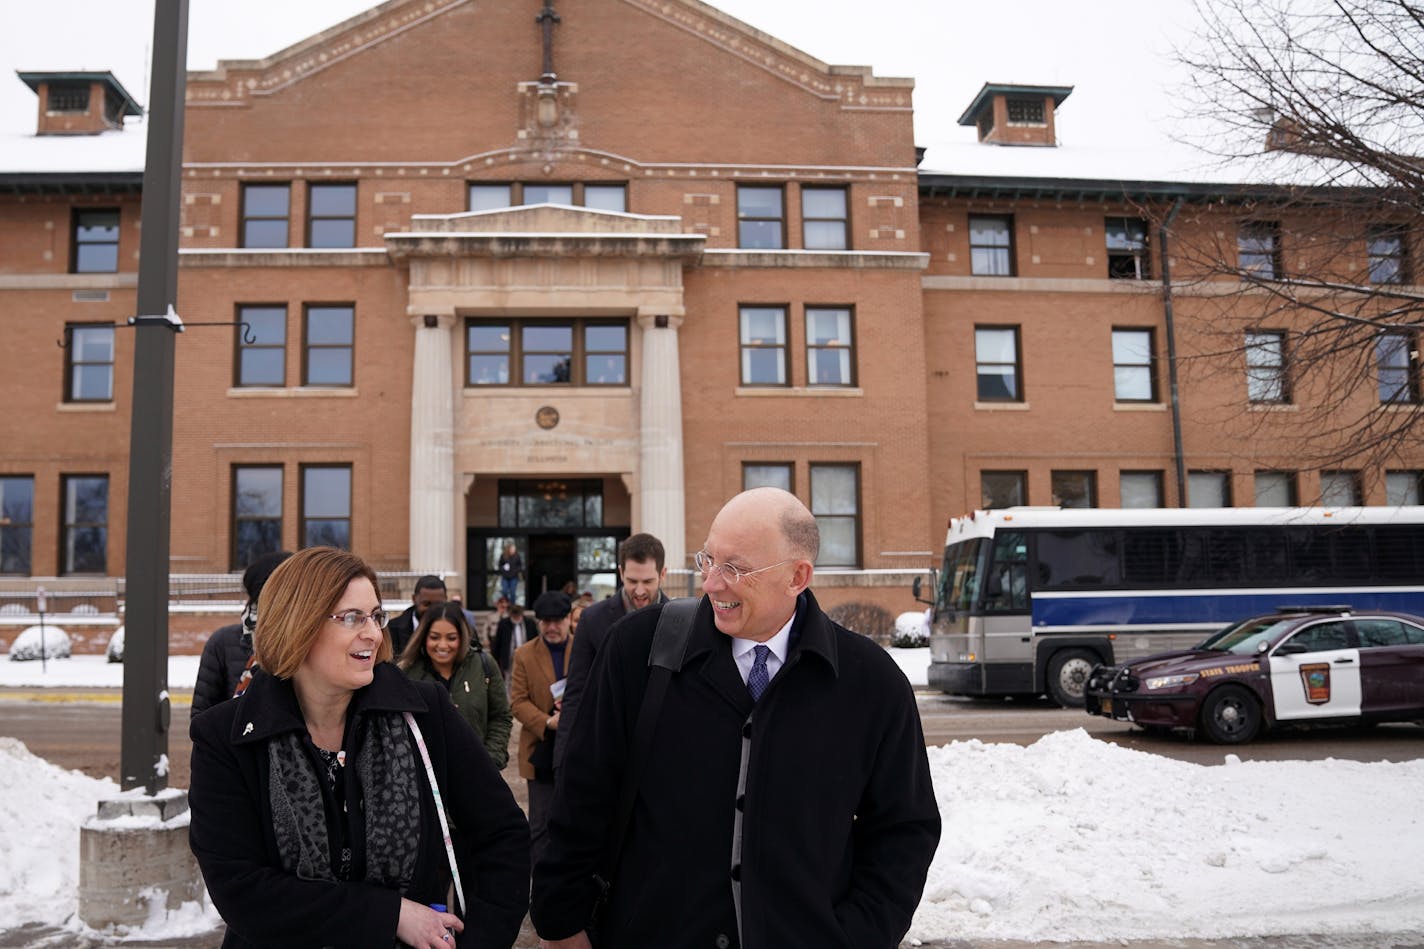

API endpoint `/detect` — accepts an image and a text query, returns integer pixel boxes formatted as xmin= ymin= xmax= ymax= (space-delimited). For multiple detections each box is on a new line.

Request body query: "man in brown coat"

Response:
xmin=510 ymin=590 xmax=573 ymax=867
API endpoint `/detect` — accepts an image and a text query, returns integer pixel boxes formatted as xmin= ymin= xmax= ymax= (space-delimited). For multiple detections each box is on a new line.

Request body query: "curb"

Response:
xmin=0 ymin=687 xmax=192 ymax=706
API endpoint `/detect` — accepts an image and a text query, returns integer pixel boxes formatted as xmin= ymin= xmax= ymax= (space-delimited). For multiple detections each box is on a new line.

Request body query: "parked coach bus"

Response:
xmin=915 ymin=506 xmax=1424 ymax=707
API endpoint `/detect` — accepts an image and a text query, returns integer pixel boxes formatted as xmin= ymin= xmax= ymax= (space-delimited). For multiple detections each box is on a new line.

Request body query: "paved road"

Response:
xmin=2 ymin=688 xmax=1421 ymax=948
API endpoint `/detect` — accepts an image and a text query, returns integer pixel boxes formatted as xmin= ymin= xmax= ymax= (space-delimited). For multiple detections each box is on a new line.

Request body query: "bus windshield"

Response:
xmin=940 ymin=538 xmax=985 ymax=613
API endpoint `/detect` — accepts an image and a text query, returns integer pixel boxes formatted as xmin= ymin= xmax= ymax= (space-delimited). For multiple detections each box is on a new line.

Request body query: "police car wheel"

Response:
xmin=1200 ymin=684 xmax=1262 ymax=744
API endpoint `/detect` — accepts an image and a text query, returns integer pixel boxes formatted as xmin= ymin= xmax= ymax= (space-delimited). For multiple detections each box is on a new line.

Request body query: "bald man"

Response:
xmin=532 ymin=488 xmax=940 ymax=949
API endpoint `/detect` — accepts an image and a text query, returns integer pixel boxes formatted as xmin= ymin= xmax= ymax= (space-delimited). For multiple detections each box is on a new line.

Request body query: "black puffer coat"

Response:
xmin=191 ymin=623 xmax=251 ymax=718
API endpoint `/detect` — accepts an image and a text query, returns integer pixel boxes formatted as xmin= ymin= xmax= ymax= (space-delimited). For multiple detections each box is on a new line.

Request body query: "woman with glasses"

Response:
xmin=188 ymin=546 xmax=530 ymax=949
xmin=398 ymin=602 xmax=513 ymax=769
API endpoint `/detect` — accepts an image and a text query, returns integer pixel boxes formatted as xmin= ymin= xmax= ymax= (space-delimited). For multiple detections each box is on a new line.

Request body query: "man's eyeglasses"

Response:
xmin=328 ymin=608 xmax=390 ymax=630
xmin=693 ymin=550 xmax=793 ymax=585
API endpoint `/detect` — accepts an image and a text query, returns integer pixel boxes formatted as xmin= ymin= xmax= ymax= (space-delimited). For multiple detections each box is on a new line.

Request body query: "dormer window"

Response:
xmin=1006 ymin=97 xmax=1045 ymax=125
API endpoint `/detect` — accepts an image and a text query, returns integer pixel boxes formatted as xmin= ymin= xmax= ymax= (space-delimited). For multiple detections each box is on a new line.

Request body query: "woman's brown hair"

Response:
xmin=398 ymin=601 xmax=473 ymax=671
xmin=254 ymin=546 xmax=390 ymax=679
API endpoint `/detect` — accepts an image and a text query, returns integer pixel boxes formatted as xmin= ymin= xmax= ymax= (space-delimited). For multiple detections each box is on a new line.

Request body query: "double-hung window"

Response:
xmin=65 ymin=324 xmax=115 ymax=402
xmin=304 ymin=305 xmax=354 ymax=387
xmin=975 ymin=326 xmax=1021 ymax=401
xmin=737 ymin=186 xmax=785 ymax=249
xmin=1320 ymin=470 xmax=1362 ymax=507
xmin=739 ymin=306 xmax=787 ymax=386
xmin=810 ymin=464 xmax=859 ymax=566
xmin=743 ymin=463 xmax=792 ymax=493
xmin=232 ymin=466 xmax=283 ymax=569
xmin=805 ymin=307 xmax=854 ymax=386
xmin=1111 ymin=328 xmax=1155 ymax=402
xmin=301 ymin=465 xmax=352 ymax=550
xmin=1255 ymin=471 xmax=1297 ymax=507
xmin=1367 ymin=225 xmax=1409 ymax=284
xmin=1377 ymin=333 xmax=1418 ymax=404
xmin=1188 ymin=471 xmax=1231 ymax=508
xmin=1238 ymin=222 xmax=1281 ymax=279
xmin=236 ymin=305 xmax=287 ymax=387
xmin=241 ymin=184 xmax=291 ymax=248
xmin=307 ymin=183 xmax=357 ymax=248
xmin=1105 ymin=217 xmax=1150 ymax=279
xmin=72 ymin=209 xmax=120 ymax=273
xmin=1245 ymin=331 xmax=1288 ymax=403
xmin=62 ymin=474 xmax=108 ymax=574
xmin=969 ymin=215 xmax=1014 ymax=276
xmin=0 ymin=476 xmax=34 ymax=575
xmin=981 ymin=471 xmax=1026 ymax=509
xmin=801 ymin=187 xmax=848 ymax=250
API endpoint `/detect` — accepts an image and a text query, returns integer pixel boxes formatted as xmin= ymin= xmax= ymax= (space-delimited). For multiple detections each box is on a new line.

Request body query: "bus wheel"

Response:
xmin=1199 ymin=685 xmax=1262 ymax=744
xmin=1046 ymin=649 xmax=1096 ymax=708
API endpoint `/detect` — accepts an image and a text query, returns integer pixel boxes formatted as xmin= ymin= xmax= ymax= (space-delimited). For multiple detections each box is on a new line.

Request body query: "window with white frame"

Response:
xmin=1111 ymin=328 xmax=1155 ymax=402
xmin=1245 ymin=331 xmax=1289 ymax=403
xmin=739 ymin=306 xmax=787 ymax=386
xmin=810 ymin=464 xmax=859 ymax=566
xmin=805 ymin=307 xmax=854 ymax=386
xmin=975 ymin=326 xmax=1021 ymax=400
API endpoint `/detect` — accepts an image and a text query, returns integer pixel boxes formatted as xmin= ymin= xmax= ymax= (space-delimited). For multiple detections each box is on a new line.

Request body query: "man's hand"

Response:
xmin=547 ymin=709 xmax=561 ymax=731
xmin=540 ymin=934 xmax=592 ymax=949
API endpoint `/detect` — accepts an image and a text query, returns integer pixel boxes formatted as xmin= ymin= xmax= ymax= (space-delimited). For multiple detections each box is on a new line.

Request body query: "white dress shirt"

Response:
xmin=730 ymin=613 xmax=795 ymax=687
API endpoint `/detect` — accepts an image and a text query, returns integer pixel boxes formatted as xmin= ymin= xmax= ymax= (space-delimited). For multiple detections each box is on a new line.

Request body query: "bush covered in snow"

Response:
xmin=890 ymin=609 xmax=930 ymax=648
xmin=105 ymin=626 xmax=124 ymax=663
xmin=7 ymin=625 xmax=71 ymax=661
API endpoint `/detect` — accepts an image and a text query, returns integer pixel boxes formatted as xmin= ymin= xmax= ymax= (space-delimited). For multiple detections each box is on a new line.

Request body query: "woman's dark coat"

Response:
xmin=404 ymin=647 xmax=513 ymax=769
xmin=190 ymin=622 xmax=250 ymax=717
xmin=530 ymin=592 xmax=941 ymax=949
xmin=189 ymin=662 xmax=530 ymax=948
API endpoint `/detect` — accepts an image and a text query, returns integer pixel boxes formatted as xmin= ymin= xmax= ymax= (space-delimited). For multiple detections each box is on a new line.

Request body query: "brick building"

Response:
xmin=1 ymin=0 xmax=1419 ymax=637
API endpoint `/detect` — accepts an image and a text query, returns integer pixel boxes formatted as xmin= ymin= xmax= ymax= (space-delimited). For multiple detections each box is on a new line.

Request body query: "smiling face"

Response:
xmin=701 ymin=490 xmax=814 ymax=642
xmin=425 ymin=619 xmax=461 ymax=672
xmin=295 ymin=576 xmax=383 ymax=696
xmin=620 ymin=557 xmax=666 ymax=610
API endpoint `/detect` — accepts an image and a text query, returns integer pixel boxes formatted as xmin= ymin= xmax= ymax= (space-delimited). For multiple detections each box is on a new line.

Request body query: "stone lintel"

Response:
xmin=386 ymin=233 xmax=705 ymax=262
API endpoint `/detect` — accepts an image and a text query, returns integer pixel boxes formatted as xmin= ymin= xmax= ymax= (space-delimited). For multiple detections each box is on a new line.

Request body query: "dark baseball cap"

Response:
xmin=532 ymin=591 xmax=573 ymax=620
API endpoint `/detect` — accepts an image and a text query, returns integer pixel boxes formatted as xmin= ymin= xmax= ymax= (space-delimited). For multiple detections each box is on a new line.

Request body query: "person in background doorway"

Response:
xmin=550 ymin=533 xmax=667 ymax=774
xmin=483 ymin=595 xmax=510 ymax=653
xmin=188 ymin=546 xmax=529 ymax=948
xmin=497 ymin=544 xmax=523 ymax=606
xmin=191 ymin=550 xmax=292 ymax=718
xmin=399 ymin=602 xmax=513 ymax=769
xmin=493 ymin=602 xmax=536 ymax=683
xmin=387 ymin=575 xmax=447 ymax=657
xmin=510 ymin=591 xmax=573 ymax=870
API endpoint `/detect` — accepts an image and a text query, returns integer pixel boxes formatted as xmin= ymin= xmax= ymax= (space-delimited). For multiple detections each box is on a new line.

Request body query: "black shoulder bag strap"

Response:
xmin=596 ymin=596 xmax=700 ymax=898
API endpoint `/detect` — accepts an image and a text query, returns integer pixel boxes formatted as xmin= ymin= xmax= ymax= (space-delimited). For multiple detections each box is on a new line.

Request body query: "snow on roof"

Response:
xmin=0 ymin=121 xmax=146 ymax=175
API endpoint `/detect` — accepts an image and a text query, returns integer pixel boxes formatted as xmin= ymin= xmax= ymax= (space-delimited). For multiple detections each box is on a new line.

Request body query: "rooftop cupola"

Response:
xmin=17 ymin=70 xmax=143 ymax=135
xmin=957 ymin=82 xmax=1072 ymax=147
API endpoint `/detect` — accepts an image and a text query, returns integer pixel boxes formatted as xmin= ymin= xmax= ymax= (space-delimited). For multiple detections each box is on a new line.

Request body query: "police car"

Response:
xmin=1084 ymin=606 xmax=1424 ymax=743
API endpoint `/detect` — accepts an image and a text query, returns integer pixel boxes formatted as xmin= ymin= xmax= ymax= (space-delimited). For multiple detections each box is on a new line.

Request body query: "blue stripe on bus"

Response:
xmin=1031 ymin=589 xmax=1424 ymax=627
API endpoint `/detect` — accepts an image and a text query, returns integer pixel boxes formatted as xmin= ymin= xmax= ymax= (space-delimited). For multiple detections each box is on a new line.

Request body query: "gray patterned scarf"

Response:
xmin=267 ymin=710 xmax=422 ymax=891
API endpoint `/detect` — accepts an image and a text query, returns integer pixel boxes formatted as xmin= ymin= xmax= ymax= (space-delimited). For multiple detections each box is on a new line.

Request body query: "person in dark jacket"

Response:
xmin=492 ymin=602 xmax=536 ymax=681
xmin=190 ymin=550 xmax=291 ymax=718
xmin=550 ymin=532 xmax=668 ymax=772
xmin=188 ymin=546 xmax=529 ymax=949
xmin=496 ymin=543 xmax=523 ymax=605
xmin=398 ymin=601 xmax=513 ymax=769
xmin=387 ymin=574 xmax=448 ymax=657
xmin=531 ymin=488 xmax=940 ymax=949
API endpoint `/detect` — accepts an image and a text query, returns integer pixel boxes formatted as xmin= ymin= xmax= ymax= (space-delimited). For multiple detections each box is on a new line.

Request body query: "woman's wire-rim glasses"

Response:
xmin=329 ymin=608 xmax=390 ymax=630
xmin=693 ymin=550 xmax=793 ymax=585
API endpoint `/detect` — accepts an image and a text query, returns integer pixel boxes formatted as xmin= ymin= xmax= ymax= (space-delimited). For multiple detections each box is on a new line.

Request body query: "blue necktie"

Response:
xmin=747 ymin=644 xmax=770 ymax=701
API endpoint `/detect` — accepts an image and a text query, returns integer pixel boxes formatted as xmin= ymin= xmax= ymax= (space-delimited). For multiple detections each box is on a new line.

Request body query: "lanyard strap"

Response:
xmin=403 ymin=711 xmax=466 ymax=917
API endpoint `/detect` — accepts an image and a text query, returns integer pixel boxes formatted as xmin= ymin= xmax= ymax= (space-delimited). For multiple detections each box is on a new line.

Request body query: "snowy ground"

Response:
xmin=3 ymin=647 xmax=1422 ymax=943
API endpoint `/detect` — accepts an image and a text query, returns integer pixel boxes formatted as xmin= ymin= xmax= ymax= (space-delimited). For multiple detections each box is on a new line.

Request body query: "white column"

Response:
xmin=408 ymin=313 xmax=456 ymax=574
xmin=637 ymin=311 xmax=686 ymax=568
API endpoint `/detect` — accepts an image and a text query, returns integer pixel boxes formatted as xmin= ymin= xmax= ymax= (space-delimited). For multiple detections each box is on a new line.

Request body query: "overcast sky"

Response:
xmin=1 ymin=0 xmax=1206 ymax=158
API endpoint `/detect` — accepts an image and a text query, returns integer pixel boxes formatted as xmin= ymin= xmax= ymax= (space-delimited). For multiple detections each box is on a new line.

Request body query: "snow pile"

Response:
xmin=105 ymin=626 xmax=124 ymax=663
xmin=0 ymin=738 xmax=116 ymax=925
xmin=0 ymin=653 xmax=201 ymax=689
xmin=892 ymin=609 xmax=931 ymax=648
xmin=7 ymin=625 xmax=72 ymax=661
xmin=911 ymin=729 xmax=1424 ymax=942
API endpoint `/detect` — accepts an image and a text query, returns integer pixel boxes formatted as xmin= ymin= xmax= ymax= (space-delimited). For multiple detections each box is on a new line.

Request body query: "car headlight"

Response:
xmin=1144 ymin=673 xmax=1199 ymax=691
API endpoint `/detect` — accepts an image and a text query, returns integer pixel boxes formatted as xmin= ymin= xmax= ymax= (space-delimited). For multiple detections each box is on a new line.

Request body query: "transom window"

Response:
xmin=1105 ymin=217 xmax=1150 ymax=279
xmin=65 ymin=324 xmax=114 ymax=402
xmin=236 ymin=305 xmax=287 ymax=387
xmin=468 ymin=182 xmax=627 ymax=212
xmin=975 ymin=326 xmax=1021 ymax=401
xmin=241 ymin=184 xmax=291 ymax=249
xmin=0 ymin=476 xmax=35 ymax=575
xmin=801 ymin=187 xmax=848 ymax=250
xmin=737 ymin=186 xmax=785 ymax=249
xmin=805 ymin=307 xmax=855 ymax=386
xmin=307 ymin=183 xmax=357 ymax=249
xmin=232 ymin=465 xmax=283 ymax=569
xmin=969 ymin=215 xmax=1014 ymax=276
xmin=304 ymin=305 xmax=354 ymax=387
xmin=1111 ymin=328 xmax=1156 ymax=402
xmin=465 ymin=319 xmax=628 ymax=386
xmin=738 ymin=306 xmax=787 ymax=386
xmin=73 ymin=209 xmax=120 ymax=273
xmin=498 ymin=479 xmax=604 ymax=528
xmin=1006 ymin=97 xmax=1045 ymax=124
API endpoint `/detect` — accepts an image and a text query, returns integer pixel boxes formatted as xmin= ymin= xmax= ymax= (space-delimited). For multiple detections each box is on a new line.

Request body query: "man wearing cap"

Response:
xmin=511 ymin=590 xmax=575 ymax=867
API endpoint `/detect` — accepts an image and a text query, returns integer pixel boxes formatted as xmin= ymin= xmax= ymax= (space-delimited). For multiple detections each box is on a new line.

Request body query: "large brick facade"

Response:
xmin=1 ymin=0 xmax=1420 ymax=644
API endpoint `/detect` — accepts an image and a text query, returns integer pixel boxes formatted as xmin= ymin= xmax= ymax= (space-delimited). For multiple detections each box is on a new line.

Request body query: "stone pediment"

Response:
xmin=386 ymin=205 xmax=705 ymax=260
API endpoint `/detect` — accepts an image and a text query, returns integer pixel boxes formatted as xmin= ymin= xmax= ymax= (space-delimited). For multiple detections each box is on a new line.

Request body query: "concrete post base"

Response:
xmin=78 ymin=788 xmax=204 ymax=929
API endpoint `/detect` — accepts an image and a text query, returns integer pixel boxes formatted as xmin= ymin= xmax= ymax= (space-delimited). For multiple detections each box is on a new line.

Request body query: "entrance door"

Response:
xmin=528 ymin=535 xmax=578 ymax=601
